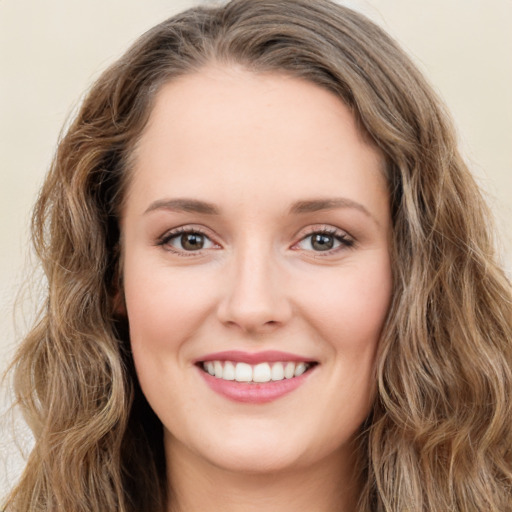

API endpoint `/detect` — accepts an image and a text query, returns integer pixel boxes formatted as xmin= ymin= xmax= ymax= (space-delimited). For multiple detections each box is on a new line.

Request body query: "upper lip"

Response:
xmin=196 ymin=350 xmax=316 ymax=365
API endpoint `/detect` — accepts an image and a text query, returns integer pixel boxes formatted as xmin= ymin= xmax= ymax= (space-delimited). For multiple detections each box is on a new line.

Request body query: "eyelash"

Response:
xmin=156 ymin=225 xmax=355 ymax=257
xmin=157 ymin=226 xmax=216 ymax=257
xmin=292 ymin=226 xmax=355 ymax=254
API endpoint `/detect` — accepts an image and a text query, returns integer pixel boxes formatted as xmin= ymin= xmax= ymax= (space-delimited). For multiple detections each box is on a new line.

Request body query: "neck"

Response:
xmin=165 ymin=437 xmax=361 ymax=512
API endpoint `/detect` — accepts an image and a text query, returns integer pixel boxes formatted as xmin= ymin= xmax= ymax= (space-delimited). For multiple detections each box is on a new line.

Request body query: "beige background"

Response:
xmin=1 ymin=0 xmax=511 ymax=497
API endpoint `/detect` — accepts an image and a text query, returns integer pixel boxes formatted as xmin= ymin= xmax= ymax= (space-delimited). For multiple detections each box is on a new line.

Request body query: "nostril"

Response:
xmin=215 ymin=270 xmax=293 ymax=331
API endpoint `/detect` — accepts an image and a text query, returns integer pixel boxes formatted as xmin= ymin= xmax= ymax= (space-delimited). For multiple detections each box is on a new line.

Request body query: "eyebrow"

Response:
xmin=144 ymin=196 xmax=377 ymax=223
xmin=144 ymin=198 xmax=220 ymax=215
xmin=289 ymin=197 xmax=377 ymax=223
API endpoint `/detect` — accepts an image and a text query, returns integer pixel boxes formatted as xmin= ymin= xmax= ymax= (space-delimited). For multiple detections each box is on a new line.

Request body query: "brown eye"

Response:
xmin=180 ymin=233 xmax=205 ymax=251
xmin=161 ymin=230 xmax=216 ymax=253
xmin=311 ymin=233 xmax=334 ymax=251
xmin=295 ymin=229 xmax=354 ymax=253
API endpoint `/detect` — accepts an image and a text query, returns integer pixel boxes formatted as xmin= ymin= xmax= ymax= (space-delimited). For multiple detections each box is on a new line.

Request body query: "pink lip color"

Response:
xmin=196 ymin=364 xmax=315 ymax=404
xmin=196 ymin=350 xmax=312 ymax=365
xmin=198 ymin=369 xmax=312 ymax=403
xmin=195 ymin=351 xmax=317 ymax=403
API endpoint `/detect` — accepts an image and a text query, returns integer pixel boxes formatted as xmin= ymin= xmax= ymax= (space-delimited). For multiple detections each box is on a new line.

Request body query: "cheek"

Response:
xmin=124 ymin=264 xmax=216 ymax=344
xmin=298 ymin=256 xmax=392 ymax=350
xmin=123 ymin=264 xmax=221 ymax=398
xmin=285 ymin=256 xmax=392 ymax=458
xmin=123 ymin=265 xmax=220 ymax=414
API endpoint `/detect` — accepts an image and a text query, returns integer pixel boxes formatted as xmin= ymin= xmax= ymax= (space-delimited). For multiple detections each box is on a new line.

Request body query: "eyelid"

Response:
xmin=156 ymin=223 xmax=355 ymax=256
xmin=291 ymin=224 xmax=355 ymax=254
xmin=297 ymin=224 xmax=350 ymax=237
xmin=156 ymin=225 xmax=221 ymax=255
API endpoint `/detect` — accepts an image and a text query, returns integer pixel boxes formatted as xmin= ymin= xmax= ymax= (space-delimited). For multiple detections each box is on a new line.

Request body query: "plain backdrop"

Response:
xmin=1 ymin=0 xmax=511 ymax=498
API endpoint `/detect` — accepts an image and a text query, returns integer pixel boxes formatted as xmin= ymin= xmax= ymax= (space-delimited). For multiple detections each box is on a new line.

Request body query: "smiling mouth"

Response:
xmin=198 ymin=360 xmax=317 ymax=383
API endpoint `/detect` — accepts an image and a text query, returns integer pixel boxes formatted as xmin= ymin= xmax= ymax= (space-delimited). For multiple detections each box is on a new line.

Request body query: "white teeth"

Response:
xmin=214 ymin=361 xmax=223 ymax=378
xmin=253 ymin=363 xmax=271 ymax=383
xmin=294 ymin=362 xmax=307 ymax=377
xmin=284 ymin=362 xmax=295 ymax=379
xmin=271 ymin=362 xmax=285 ymax=381
xmin=205 ymin=361 xmax=215 ymax=376
xmin=202 ymin=360 xmax=313 ymax=383
xmin=223 ymin=361 xmax=235 ymax=380
xmin=235 ymin=362 xmax=252 ymax=382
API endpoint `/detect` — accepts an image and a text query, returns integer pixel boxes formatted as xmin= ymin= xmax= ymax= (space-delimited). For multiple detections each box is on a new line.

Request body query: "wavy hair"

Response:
xmin=6 ymin=0 xmax=512 ymax=510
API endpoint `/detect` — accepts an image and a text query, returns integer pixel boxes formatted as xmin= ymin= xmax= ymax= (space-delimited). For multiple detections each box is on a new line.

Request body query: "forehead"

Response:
xmin=137 ymin=65 xmax=373 ymax=153
xmin=126 ymin=65 xmax=387 ymax=217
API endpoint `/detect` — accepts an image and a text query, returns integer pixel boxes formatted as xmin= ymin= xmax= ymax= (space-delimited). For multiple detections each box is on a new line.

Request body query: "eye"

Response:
xmin=294 ymin=228 xmax=354 ymax=253
xmin=159 ymin=228 xmax=217 ymax=253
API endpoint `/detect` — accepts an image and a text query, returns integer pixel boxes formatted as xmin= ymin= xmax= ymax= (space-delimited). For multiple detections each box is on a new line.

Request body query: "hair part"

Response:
xmin=6 ymin=0 xmax=512 ymax=510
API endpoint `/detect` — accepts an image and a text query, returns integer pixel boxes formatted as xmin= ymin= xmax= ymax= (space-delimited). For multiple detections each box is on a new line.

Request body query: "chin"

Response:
xmin=206 ymin=442 xmax=306 ymax=475
xmin=167 ymin=422 xmax=316 ymax=475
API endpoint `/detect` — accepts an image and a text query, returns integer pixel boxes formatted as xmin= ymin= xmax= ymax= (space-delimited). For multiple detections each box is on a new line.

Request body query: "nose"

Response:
xmin=216 ymin=244 xmax=292 ymax=334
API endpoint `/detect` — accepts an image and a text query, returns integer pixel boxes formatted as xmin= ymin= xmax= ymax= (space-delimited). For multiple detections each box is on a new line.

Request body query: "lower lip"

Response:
xmin=197 ymin=366 xmax=314 ymax=403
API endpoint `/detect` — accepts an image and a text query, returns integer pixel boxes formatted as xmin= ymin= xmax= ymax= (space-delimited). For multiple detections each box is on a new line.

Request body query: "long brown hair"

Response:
xmin=6 ymin=0 xmax=512 ymax=510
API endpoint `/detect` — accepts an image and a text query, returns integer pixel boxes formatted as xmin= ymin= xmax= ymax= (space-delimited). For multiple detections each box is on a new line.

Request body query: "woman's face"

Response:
xmin=120 ymin=66 xmax=392 ymax=474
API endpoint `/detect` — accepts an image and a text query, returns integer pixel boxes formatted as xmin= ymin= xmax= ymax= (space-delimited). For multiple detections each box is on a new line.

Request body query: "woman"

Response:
xmin=5 ymin=0 xmax=512 ymax=510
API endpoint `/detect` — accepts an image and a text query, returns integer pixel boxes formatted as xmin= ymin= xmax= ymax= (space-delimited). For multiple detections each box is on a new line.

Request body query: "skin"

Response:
xmin=120 ymin=65 xmax=393 ymax=512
